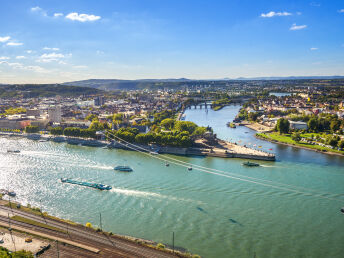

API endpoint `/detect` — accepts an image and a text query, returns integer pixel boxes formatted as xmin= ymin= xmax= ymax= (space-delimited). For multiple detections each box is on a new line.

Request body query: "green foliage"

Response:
xmin=174 ymin=121 xmax=197 ymax=134
xmin=160 ymin=118 xmax=175 ymax=130
xmin=24 ymin=125 xmax=39 ymax=133
xmin=0 ymin=247 xmax=33 ymax=258
xmin=248 ymin=112 xmax=259 ymax=121
xmin=86 ymin=114 xmax=98 ymax=121
xmin=192 ymin=126 xmax=207 ymax=136
xmin=154 ymin=110 xmax=173 ymax=124
xmin=63 ymin=127 xmax=96 ymax=138
xmin=276 ymin=118 xmax=290 ymax=134
xmin=50 ymin=126 xmax=63 ymax=135
xmin=0 ymin=84 xmax=102 ymax=98
xmin=330 ymin=119 xmax=341 ymax=132
xmin=291 ymin=132 xmax=301 ymax=142
xmin=156 ymin=243 xmax=165 ymax=249
xmin=89 ymin=120 xmax=104 ymax=131
xmin=113 ymin=113 xmax=124 ymax=122
xmin=5 ymin=107 xmax=26 ymax=115
xmin=338 ymin=140 xmax=344 ymax=149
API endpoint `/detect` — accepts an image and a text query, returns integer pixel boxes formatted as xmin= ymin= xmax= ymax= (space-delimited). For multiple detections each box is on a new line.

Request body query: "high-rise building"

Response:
xmin=48 ymin=106 xmax=62 ymax=123
xmin=94 ymin=96 xmax=105 ymax=106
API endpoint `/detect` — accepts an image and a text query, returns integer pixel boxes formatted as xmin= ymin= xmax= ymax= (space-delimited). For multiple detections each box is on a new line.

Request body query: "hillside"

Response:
xmin=0 ymin=84 xmax=103 ymax=98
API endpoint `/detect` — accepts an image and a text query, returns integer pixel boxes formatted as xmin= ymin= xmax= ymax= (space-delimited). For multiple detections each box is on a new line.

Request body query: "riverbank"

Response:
xmin=0 ymin=200 xmax=199 ymax=258
xmin=256 ymin=133 xmax=344 ymax=157
xmin=242 ymin=122 xmax=274 ymax=133
xmin=1 ymin=131 xmax=275 ymax=161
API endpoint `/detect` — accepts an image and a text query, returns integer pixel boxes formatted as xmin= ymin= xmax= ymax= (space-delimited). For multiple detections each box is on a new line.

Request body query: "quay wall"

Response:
xmin=0 ymin=132 xmax=275 ymax=161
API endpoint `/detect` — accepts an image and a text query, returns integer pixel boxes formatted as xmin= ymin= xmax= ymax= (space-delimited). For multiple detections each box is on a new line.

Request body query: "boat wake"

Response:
xmin=110 ymin=187 xmax=195 ymax=203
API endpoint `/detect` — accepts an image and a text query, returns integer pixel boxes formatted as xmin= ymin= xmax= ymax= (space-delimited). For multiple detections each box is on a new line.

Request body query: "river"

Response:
xmin=1 ymin=105 xmax=344 ymax=258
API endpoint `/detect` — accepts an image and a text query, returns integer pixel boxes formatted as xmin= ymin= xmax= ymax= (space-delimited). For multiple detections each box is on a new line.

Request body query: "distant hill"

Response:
xmin=62 ymin=78 xmax=191 ymax=90
xmin=0 ymin=84 xmax=103 ymax=98
xmin=62 ymin=76 xmax=344 ymax=90
xmin=233 ymin=76 xmax=344 ymax=80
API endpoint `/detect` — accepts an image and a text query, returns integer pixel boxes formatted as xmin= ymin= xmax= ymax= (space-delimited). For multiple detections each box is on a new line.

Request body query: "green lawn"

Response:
xmin=256 ymin=132 xmax=344 ymax=155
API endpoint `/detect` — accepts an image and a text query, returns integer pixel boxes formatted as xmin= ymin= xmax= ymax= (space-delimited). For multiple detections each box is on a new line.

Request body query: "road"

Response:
xmin=0 ymin=204 xmax=176 ymax=258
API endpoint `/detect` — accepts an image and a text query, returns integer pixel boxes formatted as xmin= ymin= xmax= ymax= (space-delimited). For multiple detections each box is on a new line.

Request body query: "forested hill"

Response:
xmin=62 ymin=78 xmax=192 ymax=90
xmin=0 ymin=84 xmax=103 ymax=98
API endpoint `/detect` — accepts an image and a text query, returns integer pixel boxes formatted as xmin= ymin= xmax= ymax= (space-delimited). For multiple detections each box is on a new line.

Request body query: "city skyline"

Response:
xmin=1 ymin=0 xmax=344 ymax=83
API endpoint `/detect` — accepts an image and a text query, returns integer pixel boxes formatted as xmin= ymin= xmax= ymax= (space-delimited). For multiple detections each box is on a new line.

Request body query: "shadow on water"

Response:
xmin=196 ymin=206 xmax=207 ymax=213
xmin=229 ymin=218 xmax=243 ymax=226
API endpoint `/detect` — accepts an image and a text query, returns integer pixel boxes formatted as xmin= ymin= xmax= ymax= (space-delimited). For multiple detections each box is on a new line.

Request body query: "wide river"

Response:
xmin=1 ymin=105 xmax=344 ymax=258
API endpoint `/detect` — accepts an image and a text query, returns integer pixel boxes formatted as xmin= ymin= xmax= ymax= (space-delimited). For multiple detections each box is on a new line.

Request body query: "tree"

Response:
xmin=24 ymin=125 xmax=39 ymax=133
xmin=338 ymin=140 xmax=344 ymax=149
xmin=50 ymin=126 xmax=63 ymax=135
xmin=89 ymin=120 xmax=104 ymax=131
xmin=276 ymin=118 xmax=289 ymax=134
xmin=330 ymin=119 xmax=341 ymax=132
xmin=291 ymin=132 xmax=301 ymax=142
xmin=327 ymin=136 xmax=339 ymax=148
xmin=174 ymin=121 xmax=198 ymax=134
xmin=248 ymin=112 xmax=259 ymax=121
xmin=113 ymin=113 xmax=124 ymax=122
xmin=160 ymin=118 xmax=175 ymax=130
xmin=85 ymin=114 xmax=97 ymax=121
xmin=307 ymin=118 xmax=318 ymax=132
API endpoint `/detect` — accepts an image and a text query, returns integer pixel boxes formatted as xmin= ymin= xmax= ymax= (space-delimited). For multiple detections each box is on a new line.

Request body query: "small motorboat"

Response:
xmin=165 ymin=163 xmax=170 ymax=167
xmin=188 ymin=167 xmax=192 ymax=171
xmin=341 ymin=207 xmax=344 ymax=214
xmin=242 ymin=161 xmax=260 ymax=167
xmin=114 ymin=166 xmax=133 ymax=172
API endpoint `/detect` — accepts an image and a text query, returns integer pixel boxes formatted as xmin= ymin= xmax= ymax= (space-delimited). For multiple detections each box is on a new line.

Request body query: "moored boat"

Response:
xmin=114 ymin=165 xmax=133 ymax=172
xmin=242 ymin=161 xmax=260 ymax=167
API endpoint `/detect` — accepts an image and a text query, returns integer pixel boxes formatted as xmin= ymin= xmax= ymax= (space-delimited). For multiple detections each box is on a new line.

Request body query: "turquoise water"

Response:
xmin=1 ymin=105 xmax=344 ymax=258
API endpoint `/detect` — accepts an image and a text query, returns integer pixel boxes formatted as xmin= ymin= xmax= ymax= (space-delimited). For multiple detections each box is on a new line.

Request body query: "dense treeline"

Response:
xmin=50 ymin=126 xmax=96 ymax=138
xmin=0 ymin=84 xmax=102 ymax=98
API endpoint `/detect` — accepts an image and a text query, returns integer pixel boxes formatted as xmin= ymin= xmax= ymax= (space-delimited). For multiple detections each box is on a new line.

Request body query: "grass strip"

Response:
xmin=11 ymin=215 xmax=66 ymax=233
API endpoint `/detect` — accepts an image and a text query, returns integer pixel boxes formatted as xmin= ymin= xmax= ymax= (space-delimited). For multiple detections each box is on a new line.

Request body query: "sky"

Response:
xmin=0 ymin=0 xmax=344 ymax=83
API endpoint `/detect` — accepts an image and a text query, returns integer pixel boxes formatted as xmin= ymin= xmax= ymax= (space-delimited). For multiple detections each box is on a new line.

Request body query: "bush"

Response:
xmin=156 ymin=243 xmax=165 ymax=249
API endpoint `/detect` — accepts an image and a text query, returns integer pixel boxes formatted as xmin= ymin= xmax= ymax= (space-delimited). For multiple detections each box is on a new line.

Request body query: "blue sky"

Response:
xmin=0 ymin=0 xmax=344 ymax=83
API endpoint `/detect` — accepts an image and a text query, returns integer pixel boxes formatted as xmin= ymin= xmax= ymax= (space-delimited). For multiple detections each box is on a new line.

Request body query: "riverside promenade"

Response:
xmin=1 ymin=132 xmax=275 ymax=161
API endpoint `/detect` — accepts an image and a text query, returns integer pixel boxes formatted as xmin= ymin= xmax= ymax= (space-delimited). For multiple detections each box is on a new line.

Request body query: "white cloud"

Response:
xmin=0 ymin=36 xmax=11 ymax=42
xmin=260 ymin=11 xmax=292 ymax=18
xmin=310 ymin=47 xmax=318 ymax=51
xmin=41 ymin=53 xmax=65 ymax=59
xmin=54 ymin=13 xmax=63 ymax=17
xmin=65 ymin=12 xmax=101 ymax=22
xmin=26 ymin=50 xmax=33 ymax=54
xmin=338 ymin=9 xmax=344 ymax=13
xmin=30 ymin=6 xmax=47 ymax=17
xmin=16 ymin=56 xmax=26 ymax=59
xmin=7 ymin=42 xmax=23 ymax=46
xmin=0 ymin=56 xmax=10 ymax=60
xmin=290 ymin=23 xmax=307 ymax=30
xmin=30 ymin=6 xmax=42 ymax=12
xmin=37 ymin=52 xmax=67 ymax=63
xmin=43 ymin=47 xmax=60 ymax=51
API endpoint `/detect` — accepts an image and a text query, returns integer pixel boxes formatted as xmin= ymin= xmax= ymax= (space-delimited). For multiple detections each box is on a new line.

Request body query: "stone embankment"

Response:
xmin=1 ymin=132 xmax=275 ymax=161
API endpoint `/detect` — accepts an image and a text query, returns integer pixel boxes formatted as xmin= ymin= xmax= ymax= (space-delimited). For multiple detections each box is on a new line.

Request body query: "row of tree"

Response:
xmin=50 ymin=126 xmax=96 ymax=138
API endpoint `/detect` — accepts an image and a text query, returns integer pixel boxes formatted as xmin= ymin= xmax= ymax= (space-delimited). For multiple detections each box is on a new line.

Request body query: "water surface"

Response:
xmin=1 ymin=105 xmax=343 ymax=258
